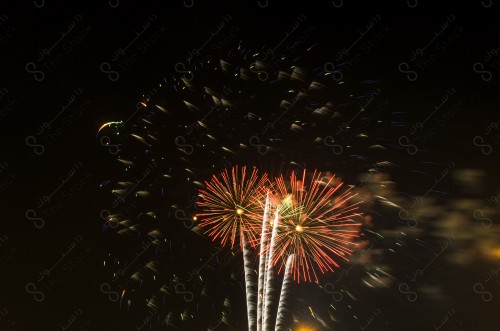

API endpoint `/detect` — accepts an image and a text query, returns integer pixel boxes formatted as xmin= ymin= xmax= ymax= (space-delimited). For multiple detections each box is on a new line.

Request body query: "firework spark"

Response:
xmin=267 ymin=169 xmax=363 ymax=283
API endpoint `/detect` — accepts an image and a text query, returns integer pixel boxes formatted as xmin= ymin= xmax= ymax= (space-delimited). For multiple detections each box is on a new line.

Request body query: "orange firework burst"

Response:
xmin=267 ymin=169 xmax=363 ymax=283
xmin=196 ymin=166 xmax=269 ymax=249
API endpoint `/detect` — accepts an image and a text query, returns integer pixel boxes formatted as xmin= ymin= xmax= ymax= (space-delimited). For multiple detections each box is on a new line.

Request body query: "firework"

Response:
xmin=196 ymin=165 xmax=268 ymax=248
xmin=196 ymin=170 xmax=359 ymax=330
xmin=267 ymin=169 xmax=363 ymax=283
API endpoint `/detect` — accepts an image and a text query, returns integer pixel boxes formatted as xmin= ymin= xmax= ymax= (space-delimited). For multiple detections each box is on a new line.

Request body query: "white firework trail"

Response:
xmin=256 ymin=193 xmax=271 ymax=331
xmin=275 ymin=254 xmax=295 ymax=331
xmin=242 ymin=232 xmax=257 ymax=331
xmin=248 ymin=197 xmax=296 ymax=331
xmin=262 ymin=209 xmax=280 ymax=331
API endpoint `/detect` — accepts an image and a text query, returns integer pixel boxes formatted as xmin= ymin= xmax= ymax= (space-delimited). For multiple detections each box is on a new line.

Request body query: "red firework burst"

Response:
xmin=266 ymin=169 xmax=362 ymax=283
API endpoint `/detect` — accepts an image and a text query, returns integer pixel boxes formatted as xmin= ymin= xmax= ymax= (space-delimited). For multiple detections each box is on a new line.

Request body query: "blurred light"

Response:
xmin=295 ymin=326 xmax=315 ymax=331
xmin=486 ymin=247 xmax=500 ymax=259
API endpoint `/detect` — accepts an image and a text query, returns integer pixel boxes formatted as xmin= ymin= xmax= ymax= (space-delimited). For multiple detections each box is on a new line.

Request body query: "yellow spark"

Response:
xmin=97 ymin=120 xmax=123 ymax=133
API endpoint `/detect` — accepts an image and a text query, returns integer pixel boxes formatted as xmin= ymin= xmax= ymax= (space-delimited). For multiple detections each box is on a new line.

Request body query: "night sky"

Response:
xmin=2 ymin=1 xmax=500 ymax=330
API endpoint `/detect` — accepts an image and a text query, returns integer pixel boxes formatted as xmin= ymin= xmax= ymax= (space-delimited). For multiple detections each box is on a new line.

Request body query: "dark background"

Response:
xmin=1 ymin=0 xmax=499 ymax=330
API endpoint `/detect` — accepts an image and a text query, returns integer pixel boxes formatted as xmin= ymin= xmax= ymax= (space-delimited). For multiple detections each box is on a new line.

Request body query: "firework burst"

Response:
xmin=196 ymin=165 xmax=269 ymax=249
xmin=267 ymin=169 xmax=363 ymax=283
